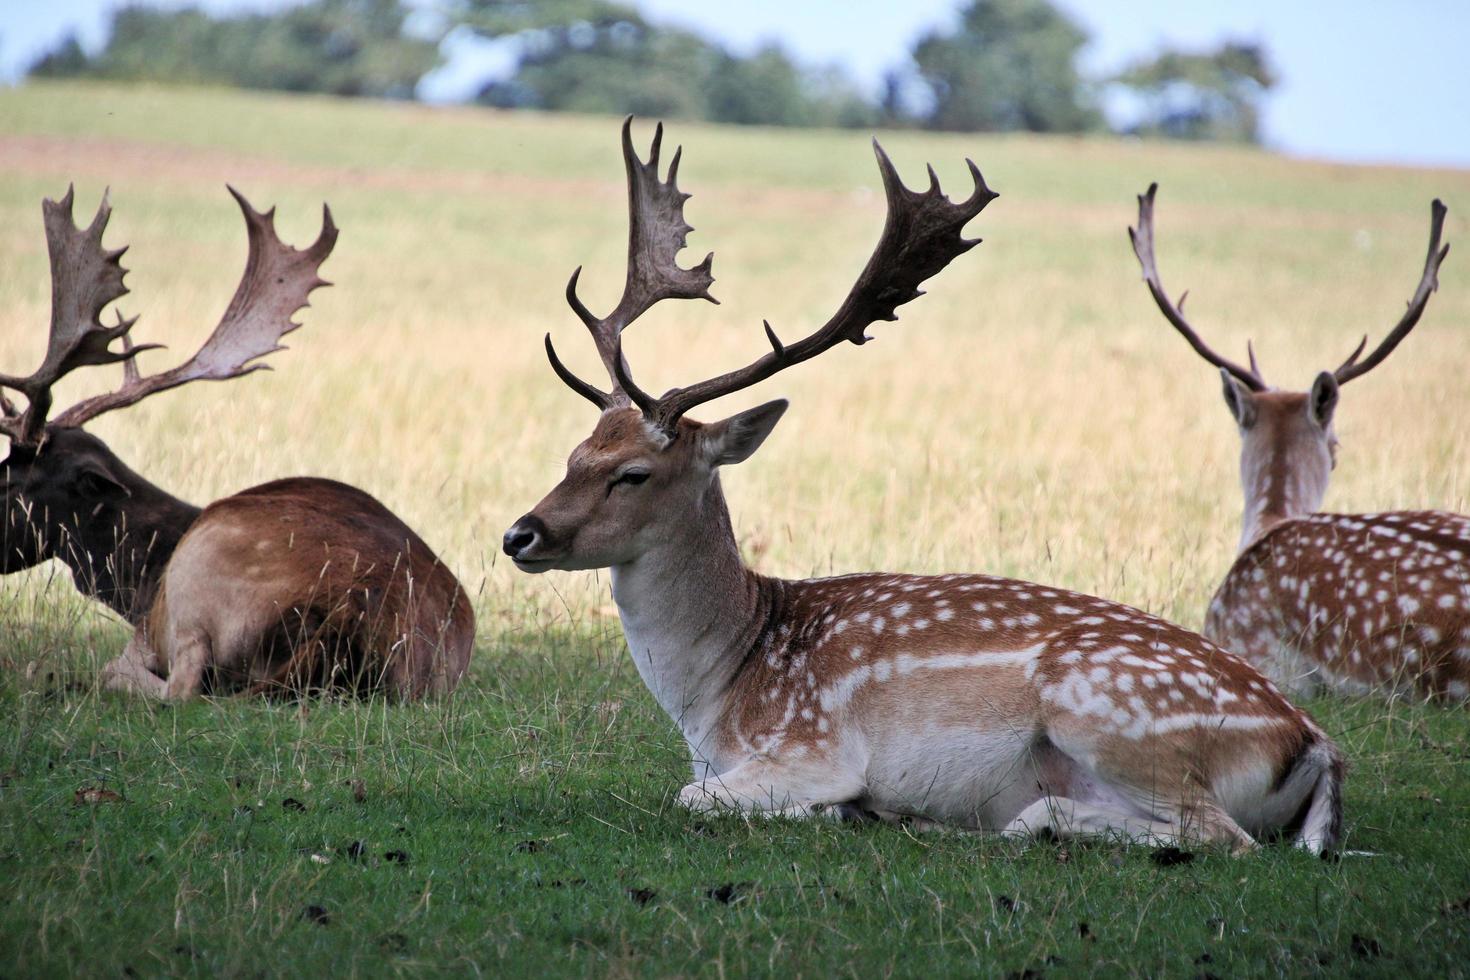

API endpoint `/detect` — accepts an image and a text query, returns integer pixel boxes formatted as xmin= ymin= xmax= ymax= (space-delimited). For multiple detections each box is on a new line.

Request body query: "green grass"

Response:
xmin=4 ymin=641 xmax=1469 ymax=977
xmin=2 ymin=81 xmax=1470 ymax=976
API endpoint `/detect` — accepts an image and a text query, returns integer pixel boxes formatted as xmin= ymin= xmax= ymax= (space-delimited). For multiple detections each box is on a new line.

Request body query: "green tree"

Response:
xmin=475 ymin=8 xmax=719 ymax=120
xmin=29 ymin=0 xmax=441 ymax=100
xmin=905 ymin=0 xmax=1099 ymax=133
xmin=455 ymin=0 xmax=874 ymax=128
xmin=1113 ymin=42 xmax=1276 ymax=143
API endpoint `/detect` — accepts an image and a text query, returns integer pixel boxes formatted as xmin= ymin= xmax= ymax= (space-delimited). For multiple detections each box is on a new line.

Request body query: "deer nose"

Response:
xmin=502 ymin=516 xmax=547 ymax=558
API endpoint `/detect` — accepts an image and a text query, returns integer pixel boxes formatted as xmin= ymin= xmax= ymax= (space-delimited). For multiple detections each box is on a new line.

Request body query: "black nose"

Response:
xmin=502 ymin=515 xmax=546 ymax=558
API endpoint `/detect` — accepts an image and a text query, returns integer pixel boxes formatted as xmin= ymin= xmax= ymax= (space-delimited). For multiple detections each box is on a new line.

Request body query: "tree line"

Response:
xmin=28 ymin=0 xmax=1276 ymax=143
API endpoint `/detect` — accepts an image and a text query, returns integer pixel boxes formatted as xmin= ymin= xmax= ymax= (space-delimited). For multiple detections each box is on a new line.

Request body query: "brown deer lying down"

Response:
xmin=0 ymin=187 xmax=473 ymax=700
xmin=1130 ymin=185 xmax=1466 ymax=702
xmin=502 ymin=119 xmax=1344 ymax=853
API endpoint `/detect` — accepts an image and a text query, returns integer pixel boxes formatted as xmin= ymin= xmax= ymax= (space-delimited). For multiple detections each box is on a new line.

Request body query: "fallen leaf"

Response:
xmin=626 ymin=887 xmax=657 ymax=906
xmin=706 ymin=882 xmax=754 ymax=905
xmin=1349 ymin=934 xmax=1383 ymax=959
xmin=74 ymin=787 xmax=123 ymax=806
xmin=1150 ymin=846 xmax=1196 ymax=867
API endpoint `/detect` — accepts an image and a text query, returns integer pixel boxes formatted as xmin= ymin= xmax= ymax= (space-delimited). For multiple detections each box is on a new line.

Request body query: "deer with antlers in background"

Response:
xmin=501 ymin=119 xmax=1344 ymax=853
xmin=1131 ymin=184 xmax=1466 ymax=701
xmin=1 ymin=187 xmax=473 ymax=700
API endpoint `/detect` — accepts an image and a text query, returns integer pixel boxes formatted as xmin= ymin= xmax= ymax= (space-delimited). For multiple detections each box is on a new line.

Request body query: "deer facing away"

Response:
xmin=502 ymin=119 xmax=1344 ymax=853
xmin=1130 ymin=183 xmax=1466 ymax=701
xmin=1 ymin=187 xmax=473 ymax=700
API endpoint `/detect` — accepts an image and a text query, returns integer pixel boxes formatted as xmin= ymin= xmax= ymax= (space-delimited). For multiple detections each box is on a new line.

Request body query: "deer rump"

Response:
xmin=136 ymin=477 xmax=473 ymax=700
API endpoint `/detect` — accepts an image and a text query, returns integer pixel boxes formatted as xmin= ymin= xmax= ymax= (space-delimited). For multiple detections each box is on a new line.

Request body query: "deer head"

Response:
xmin=503 ymin=118 xmax=996 ymax=573
xmin=1129 ymin=184 xmax=1450 ymax=546
xmin=0 ymin=186 xmax=336 ymax=614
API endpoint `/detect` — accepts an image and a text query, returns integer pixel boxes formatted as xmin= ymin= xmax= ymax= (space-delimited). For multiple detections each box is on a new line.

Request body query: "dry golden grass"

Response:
xmin=2 ymin=80 xmax=1468 ymax=639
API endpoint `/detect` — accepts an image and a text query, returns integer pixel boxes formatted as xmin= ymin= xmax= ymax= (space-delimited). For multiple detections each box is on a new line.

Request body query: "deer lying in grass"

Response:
xmin=1 ymin=187 xmax=473 ymax=700
xmin=502 ymin=119 xmax=1344 ymax=853
xmin=1131 ymin=184 xmax=1466 ymax=702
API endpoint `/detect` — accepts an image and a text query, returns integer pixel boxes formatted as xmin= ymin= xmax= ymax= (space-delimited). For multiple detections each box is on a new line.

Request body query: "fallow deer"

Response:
xmin=502 ymin=119 xmax=1344 ymax=853
xmin=1 ymin=186 xmax=473 ymax=700
xmin=1130 ymin=183 xmax=1466 ymax=701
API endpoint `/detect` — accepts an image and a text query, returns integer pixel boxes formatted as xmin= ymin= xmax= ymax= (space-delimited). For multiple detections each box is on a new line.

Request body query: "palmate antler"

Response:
xmin=546 ymin=116 xmax=717 ymax=412
xmin=0 ymin=188 xmax=149 ymax=443
xmin=1131 ymin=183 xmax=1451 ymax=389
xmin=548 ymin=118 xmax=999 ymax=434
xmin=0 ymin=186 xmax=337 ymax=445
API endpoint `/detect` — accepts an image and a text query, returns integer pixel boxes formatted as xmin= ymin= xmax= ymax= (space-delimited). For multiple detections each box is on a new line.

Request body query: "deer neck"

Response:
xmin=65 ymin=474 xmax=202 ymax=625
xmin=1237 ymin=444 xmax=1329 ymax=554
xmin=609 ymin=474 xmax=766 ymax=775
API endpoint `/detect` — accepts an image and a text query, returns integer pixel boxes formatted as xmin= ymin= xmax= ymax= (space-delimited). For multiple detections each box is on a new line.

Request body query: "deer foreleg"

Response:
xmin=100 ymin=634 xmax=166 ymax=699
xmin=677 ymin=758 xmax=866 ymax=819
xmin=163 ymin=630 xmax=212 ymax=702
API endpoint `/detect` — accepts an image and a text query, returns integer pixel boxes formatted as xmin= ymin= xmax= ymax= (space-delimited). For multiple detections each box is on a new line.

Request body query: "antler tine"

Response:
xmin=1333 ymin=334 xmax=1368 ymax=375
xmin=633 ymin=141 xmax=999 ymax=433
xmin=51 ymin=187 xmax=337 ymax=429
xmin=1334 ymin=198 xmax=1451 ymax=385
xmin=551 ymin=116 xmax=718 ymax=410
xmin=0 ymin=186 xmax=156 ymax=444
xmin=1129 ymin=183 xmax=1267 ymax=392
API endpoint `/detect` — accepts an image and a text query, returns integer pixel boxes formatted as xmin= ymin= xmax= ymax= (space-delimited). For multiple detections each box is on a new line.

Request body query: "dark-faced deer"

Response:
xmin=502 ymin=119 xmax=1344 ymax=853
xmin=1 ymin=187 xmax=474 ymax=700
xmin=1131 ymin=183 xmax=1466 ymax=701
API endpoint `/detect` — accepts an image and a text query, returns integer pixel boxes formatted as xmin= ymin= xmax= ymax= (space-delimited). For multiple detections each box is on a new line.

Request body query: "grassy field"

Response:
xmin=1 ymin=80 xmax=1469 ymax=976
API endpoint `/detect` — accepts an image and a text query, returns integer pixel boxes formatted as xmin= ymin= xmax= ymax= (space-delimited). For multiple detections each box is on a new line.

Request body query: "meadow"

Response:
xmin=1 ymin=80 xmax=1469 ymax=976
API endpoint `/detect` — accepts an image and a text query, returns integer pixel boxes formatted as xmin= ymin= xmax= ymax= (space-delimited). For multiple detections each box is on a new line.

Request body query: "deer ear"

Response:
xmin=1308 ymin=371 xmax=1339 ymax=429
xmin=701 ymin=400 xmax=789 ymax=467
xmin=75 ymin=459 xmax=129 ymax=499
xmin=1220 ymin=369 xmax=1257 ymax=429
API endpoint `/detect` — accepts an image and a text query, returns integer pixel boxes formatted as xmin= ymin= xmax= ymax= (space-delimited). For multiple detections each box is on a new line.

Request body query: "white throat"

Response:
xmin=607 ymin=488 xmax=757 ymax=778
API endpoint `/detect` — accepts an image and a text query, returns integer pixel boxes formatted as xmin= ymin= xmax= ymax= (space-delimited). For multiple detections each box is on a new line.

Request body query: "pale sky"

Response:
xmin=2 ymin=0 xmax=1467 ymax=168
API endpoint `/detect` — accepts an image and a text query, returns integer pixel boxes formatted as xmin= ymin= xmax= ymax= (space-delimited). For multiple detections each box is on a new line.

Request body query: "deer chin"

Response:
xmin=510 ymin=555 xmax=559 ymax=574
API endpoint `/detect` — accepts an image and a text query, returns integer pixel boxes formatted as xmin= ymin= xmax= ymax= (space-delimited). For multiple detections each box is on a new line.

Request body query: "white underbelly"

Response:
xmin=860 ymin=723 xmax=1043 ymax=829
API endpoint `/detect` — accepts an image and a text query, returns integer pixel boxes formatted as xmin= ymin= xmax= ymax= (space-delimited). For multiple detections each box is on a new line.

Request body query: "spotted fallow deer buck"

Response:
xmin=1131 ymin=183 xmax=1467 ymax=702
xmin=1 ymin=186 xmax=473 ymax=700
xmin=502 ymin=119 xmax=1344 ymax=852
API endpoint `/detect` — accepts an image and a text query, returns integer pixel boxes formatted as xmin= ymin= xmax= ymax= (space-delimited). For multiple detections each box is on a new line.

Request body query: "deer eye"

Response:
xmin=610 ymin=468 xmax=650 ymax=491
